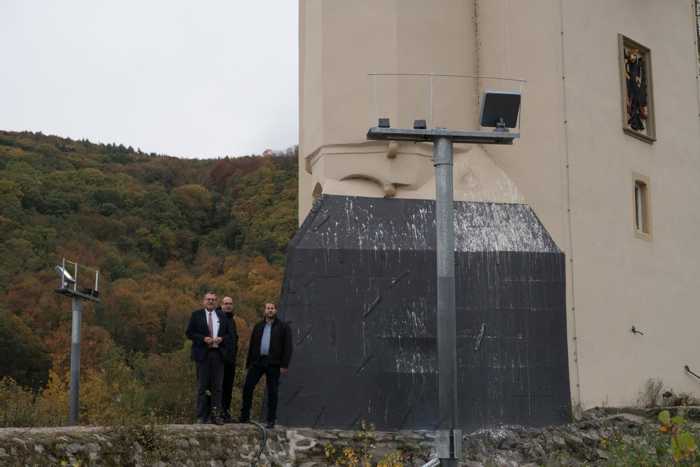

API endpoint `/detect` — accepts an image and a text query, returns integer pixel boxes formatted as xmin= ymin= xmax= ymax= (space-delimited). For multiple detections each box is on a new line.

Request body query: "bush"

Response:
xmin=34 ymin=370 xmax=69 ymax=426
xmin=323 ymin=421 xmax=416 ymax=467
xmin=604 ymin=409 xmax=699 ymax=466
xmin=138 ymin=342 xmax=196 ymax=423
xmin=78 ymin=348 xmax=148 ymax=426
xmin=0 ymin=377 xmax=37 ymax=427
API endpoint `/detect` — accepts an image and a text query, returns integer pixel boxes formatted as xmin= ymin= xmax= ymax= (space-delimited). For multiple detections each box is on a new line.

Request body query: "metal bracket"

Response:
xmin=685 ymin=365 xmax=700 ymax=380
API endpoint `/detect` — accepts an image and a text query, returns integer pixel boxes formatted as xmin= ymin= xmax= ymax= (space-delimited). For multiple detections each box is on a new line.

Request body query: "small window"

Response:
xmin=633 ymin=175 xmax=651 ymax=239
xmin=619 ymin=35 xmax=656 ymax=143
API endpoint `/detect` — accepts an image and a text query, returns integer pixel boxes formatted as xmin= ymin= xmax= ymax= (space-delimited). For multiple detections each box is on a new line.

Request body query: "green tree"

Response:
xmin=0 ymin=130 xmax=299 ymax=423
xmin=0 ymin=180 xmax=23 ymax=220
xmin=0 ymin=309 xmax=51 ymax=390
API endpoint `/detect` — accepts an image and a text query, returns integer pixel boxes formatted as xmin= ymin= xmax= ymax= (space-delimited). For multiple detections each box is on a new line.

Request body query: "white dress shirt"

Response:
xmin=206 ymin=308 xmax=220 ymax=337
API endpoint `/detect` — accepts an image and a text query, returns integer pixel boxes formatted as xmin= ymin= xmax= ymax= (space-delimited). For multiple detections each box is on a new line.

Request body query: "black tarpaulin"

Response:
xmin=277 ymin=195 xmax=571 ymax=431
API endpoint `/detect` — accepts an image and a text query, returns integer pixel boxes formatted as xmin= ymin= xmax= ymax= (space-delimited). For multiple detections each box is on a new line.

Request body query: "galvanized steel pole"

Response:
xmin=433 ymin=136 xmax=459 ymax=466
xmin=367 ymin=122 xmax=518 ymax=462
xmin=69 ymin=297 xmax=82 ymax=425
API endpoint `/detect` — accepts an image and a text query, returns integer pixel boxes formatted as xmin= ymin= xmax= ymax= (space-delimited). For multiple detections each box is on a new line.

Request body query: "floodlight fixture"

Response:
xmin=52 ymin=257 xmax=101 ymax=426
xmin=479 ymin=90 xmax=521 ymax=131
xmin=367 ymin=99 xmax=521 ymax=467
xmin=55 ymin=258 xmax=100 ymax=302
xmin=55 ymin=265 xmax=75 ymax=285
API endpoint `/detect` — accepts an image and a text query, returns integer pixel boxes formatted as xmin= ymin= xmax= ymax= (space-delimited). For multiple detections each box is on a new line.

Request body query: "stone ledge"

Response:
xmin=1 ymin=408 xmax=698 ymax=466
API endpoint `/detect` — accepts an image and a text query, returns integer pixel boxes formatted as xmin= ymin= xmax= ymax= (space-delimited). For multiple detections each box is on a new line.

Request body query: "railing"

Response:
xmin=367 ymin=73 xmax=526 ymax=134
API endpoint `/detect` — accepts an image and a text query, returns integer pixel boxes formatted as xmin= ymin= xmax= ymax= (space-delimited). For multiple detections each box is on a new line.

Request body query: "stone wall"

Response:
xmin=0 ymin=423 xmax=435 ymax=467
xmin=1 ymin=408 xmax=699 ymax=466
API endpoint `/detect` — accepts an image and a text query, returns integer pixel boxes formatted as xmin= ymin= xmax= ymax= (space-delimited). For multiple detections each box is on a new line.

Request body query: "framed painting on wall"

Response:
xmin=619 ymin=34 xmax=656 ymax=143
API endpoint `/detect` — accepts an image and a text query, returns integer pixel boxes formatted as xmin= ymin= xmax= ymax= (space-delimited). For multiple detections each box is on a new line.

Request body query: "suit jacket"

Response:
xmin=186 ymin=308 xmax=235 ymax=363
xmin=222 ymin=311 xmax=239 ymax=363
xmin=246 ymin=317 xmax=293 ymax=369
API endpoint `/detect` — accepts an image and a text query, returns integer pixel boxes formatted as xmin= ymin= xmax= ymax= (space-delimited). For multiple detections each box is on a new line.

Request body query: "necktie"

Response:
xmin=207 ymin=311 xmax=214 ymax=337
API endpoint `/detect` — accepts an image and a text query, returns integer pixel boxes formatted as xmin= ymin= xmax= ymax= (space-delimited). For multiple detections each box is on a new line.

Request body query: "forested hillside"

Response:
xmin=0 ymin=130 xmax=298 ymax=425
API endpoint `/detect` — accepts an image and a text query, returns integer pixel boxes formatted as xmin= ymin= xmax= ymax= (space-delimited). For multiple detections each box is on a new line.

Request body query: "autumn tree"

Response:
xmin=0 ymin=129 xmax=299 ymax=425
xmin=0 ymin=308 xmax=51 ymax=390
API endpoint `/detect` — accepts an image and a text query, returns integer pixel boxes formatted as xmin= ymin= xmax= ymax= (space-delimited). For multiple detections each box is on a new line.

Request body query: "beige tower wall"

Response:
xmin=470 ymin=0 xmax=700 ymax=408
xmin=559 ymin=0 xmax=700 ymax=408
xmin=298 ymin=0 xmax=525 ymax=222
xmin=299 ymin=0 xmax=700 ymax=410
xmin=474 ymin=0 xmax=579 ymax=405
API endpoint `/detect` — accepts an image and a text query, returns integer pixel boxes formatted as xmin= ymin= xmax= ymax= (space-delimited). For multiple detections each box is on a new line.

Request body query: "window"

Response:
xmin=619 ymin=35 xmax=656 ymax=143
xmin=633 ymin=175 xmax=651 ymax=239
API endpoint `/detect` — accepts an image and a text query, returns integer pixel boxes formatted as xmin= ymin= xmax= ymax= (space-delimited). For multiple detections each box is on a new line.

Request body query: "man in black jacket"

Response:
xmin=185 ymin=291 xmax=235 ymax=425
xmin=239 ymin=302 xmax=293 ymax=428
xmin=220 ymin=296 xmax=238 ymax=423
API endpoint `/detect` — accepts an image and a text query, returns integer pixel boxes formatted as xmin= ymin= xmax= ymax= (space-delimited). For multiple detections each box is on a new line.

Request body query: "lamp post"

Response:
xmin=55 ymin=258 xmax=100 ymax=425
xmin=367 ymin=92 xmax=520 ymax=466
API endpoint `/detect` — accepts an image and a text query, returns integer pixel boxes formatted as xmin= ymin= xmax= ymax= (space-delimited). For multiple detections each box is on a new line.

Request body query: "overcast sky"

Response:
xmin=0 ymin=1 xmax=298 ymax=159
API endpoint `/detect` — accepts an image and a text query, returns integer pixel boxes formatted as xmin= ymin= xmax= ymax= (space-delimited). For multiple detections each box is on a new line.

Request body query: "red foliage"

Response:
xmin=207 ymin=156 xmax=264 ymax=188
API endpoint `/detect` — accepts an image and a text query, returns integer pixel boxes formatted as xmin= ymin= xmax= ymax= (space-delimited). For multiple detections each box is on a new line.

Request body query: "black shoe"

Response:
xmin=265 ymin=421 xmax=275 ymax=429
xmin=196 ymin=418 xmax=208 ymax=424
xmin=221 ymin=414 xmax=233 ymax=424
xmin=238 ymin=416 xmax=250 ymax=424
xmin=211 ymin=416 xmax=224 ymax=426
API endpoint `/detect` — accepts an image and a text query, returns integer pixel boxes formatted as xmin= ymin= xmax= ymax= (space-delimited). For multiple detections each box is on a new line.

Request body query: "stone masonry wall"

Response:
xmin=1 ymin=408 xmax=699 ymax=466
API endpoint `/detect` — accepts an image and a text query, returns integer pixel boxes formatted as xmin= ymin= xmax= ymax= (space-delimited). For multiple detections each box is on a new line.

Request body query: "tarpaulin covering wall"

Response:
xmin=278 ymin=195 xmax=570 ymax=431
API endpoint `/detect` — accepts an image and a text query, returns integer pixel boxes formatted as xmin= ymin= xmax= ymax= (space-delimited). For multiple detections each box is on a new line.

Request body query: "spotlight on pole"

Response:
xmin=53 ymin=258 xmax=100 ymax=426
xmin=367 ymin=90 xmax=521 ymax=467
xmin=479 ymin=90 xmax=521 ymax=131
xmin=55 ymin=265 xmax=76 ymax=287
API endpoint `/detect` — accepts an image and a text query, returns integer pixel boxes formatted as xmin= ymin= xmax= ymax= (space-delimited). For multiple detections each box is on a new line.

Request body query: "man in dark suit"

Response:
xmin=185 ymin=291 xmax=235 ymax=425
xmin=239 ymin=302 xmax=293 ymax=429
xmin=220 ymin=296 xmax=238 ymax=423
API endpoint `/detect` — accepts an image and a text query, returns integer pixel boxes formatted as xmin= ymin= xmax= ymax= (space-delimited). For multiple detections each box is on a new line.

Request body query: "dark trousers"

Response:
xmin=240 ymin=358 xmax=281 ymax=423
xmin=196 ymin=350 xmax=224 ymax=420
xmin=221 ymin=360 xmax=237 ymax=418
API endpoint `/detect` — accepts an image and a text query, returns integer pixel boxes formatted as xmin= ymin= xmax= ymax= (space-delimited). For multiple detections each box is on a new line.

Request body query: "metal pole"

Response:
xmin=433 ymin=136 xmax=459 ymax=466
xmin=69 ymin=297 xmax=82 ymax=425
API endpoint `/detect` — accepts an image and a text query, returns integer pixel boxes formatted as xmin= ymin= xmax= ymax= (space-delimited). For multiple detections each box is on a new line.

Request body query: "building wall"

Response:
xmin=474 ymin=0 xmax=577 ymax=404
xmin=561 ymin=0 xmax=700 ymax=407
xmin=298 ymin=0 xmax=700 ymax=410
xmin=478 ymin=0 xmax=700 ymax=408
xmin=298 ymin=0 xmax=525 ymax=219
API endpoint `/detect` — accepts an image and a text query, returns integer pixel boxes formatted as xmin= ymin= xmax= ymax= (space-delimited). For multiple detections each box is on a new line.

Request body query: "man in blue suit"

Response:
xmin=186 ymin=291 xmax=235 ymax=424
